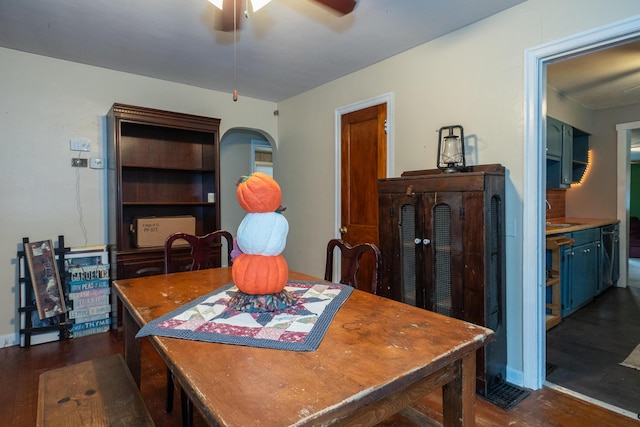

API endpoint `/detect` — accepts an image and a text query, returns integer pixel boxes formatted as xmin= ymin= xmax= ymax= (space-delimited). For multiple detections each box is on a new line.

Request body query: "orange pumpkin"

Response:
xmin=236 ymin=172 xmax=282 ymax=213
xmin=232 ymin=253 xmax=288 ymax=294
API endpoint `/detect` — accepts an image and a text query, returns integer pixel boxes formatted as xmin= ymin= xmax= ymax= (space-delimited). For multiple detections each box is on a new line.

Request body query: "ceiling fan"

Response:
xmin=208 ymin=0 xmax=357 ymax=31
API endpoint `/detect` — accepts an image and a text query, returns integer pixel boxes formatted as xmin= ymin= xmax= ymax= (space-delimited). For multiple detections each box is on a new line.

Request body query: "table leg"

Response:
xmin=123 ymin=304 xmax=142 ymax=388
xmin=442 ymin=351 xmax=476 ymax=427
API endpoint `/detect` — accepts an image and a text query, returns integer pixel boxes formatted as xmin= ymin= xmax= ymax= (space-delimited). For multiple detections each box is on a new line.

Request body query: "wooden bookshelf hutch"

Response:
xmin=107 ymin=103 xmax=222 ymax=281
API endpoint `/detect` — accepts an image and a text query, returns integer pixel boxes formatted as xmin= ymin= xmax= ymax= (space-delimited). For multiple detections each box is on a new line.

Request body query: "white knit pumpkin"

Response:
xmin=237 ymin=212 xmax=289 ymax=256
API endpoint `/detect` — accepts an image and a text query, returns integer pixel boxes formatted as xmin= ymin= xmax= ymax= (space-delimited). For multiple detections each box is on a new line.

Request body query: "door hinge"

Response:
xmin=384 ymin=119 xmax=388 ymax=135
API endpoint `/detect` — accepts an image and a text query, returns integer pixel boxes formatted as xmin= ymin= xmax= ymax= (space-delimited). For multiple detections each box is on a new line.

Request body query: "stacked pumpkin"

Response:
xmin=230 ymin=172 xmax=292 ymax=310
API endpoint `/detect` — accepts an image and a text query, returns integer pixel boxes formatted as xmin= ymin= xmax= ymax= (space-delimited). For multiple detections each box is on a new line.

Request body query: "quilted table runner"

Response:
xmin=135 ymin=281 xmax=353 ymax=351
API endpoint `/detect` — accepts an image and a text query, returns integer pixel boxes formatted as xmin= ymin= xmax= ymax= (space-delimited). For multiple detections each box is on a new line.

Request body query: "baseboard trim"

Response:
xmin=544 ymin=381 xmax=639 ymax=421
xmin=0 ymin=333 xmax=19 ymax=348
xmin=506 ymin=365 xmax=524 ymax=387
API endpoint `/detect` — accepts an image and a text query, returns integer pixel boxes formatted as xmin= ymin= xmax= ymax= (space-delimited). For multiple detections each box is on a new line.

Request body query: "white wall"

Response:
xmin=547 ymin=86 xmax=595 ymax=134
xmin=567 ymin=103 xmax=640 ymax=218
xmin=276 ymin=0 xmax=640 ymax=387
xmin=0 ymin=47 xmax=277 ymax=345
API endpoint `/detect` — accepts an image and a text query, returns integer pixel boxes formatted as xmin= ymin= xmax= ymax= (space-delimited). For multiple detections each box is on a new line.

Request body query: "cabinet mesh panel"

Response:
xmin=433 ymin=204 xmax=452 ymax=316
xmin=400 ymin=204 xmax=416 ymax=306
xmin=488 ymin=195 xmax=502 ymax=330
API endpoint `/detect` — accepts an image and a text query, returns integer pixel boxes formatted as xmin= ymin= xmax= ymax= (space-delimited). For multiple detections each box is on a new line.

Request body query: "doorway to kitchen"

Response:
xmin=544 ymin=55 xmax=640 ymax=418
xmin=523 ymin=13 xmax=640 ymax=402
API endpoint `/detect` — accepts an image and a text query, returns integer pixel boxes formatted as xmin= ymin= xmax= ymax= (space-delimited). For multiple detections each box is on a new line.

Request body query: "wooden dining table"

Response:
xmin=113 ymin=267 xmax=494 ymax=426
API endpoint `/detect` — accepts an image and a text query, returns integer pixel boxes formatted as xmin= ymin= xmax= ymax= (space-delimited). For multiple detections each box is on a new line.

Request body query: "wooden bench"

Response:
xmin=37 ymin=354 xmax=155 ymax=426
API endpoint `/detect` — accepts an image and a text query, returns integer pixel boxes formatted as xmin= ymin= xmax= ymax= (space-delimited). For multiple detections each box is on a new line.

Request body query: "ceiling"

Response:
xmin=0 ymin=0 xmax=526 ymax=102
xmin=1 ymin=1 xmax=638 ymax=113
xmin=547 ymin=40 xmax=640 ymax=111
xmin=546 ymin=40 xmax=640 ymax=158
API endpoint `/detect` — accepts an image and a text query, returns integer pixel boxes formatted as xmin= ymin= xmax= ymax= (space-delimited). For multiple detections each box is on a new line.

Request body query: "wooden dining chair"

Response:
xmin=163 ymin=230 xmax=233 ymax=427
xmin=324 ymin=238 xmax=382 ymax=294
xmin=164 ymin=230 xmax=233 ymax=274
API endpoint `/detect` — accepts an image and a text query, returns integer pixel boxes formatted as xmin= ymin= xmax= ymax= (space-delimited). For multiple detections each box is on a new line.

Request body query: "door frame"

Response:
xmin=523 ymin=15 xmax=640 ymax=390
xmin=617 ymin=120 xmax=640 ymax=290
xmin=334 ymin=93 xmax=395 ymax=242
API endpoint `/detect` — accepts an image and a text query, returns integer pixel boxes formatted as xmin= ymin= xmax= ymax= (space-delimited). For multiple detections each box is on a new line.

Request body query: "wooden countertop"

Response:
xmin=545 ymin=217 xmax=619 ymax=235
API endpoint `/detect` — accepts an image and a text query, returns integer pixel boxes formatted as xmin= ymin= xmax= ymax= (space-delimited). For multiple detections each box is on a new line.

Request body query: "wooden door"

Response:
xmin=340 ymin=103 xmax=386 ymax=291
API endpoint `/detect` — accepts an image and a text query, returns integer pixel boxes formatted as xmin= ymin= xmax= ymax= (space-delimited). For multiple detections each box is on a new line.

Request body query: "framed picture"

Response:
xmin=24 ymin=240 xmax=66 ymax=320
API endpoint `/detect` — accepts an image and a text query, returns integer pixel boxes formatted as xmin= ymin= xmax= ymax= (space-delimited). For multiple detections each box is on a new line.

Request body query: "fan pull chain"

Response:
xmin=233 ymin=0 xmax=238 ymax=101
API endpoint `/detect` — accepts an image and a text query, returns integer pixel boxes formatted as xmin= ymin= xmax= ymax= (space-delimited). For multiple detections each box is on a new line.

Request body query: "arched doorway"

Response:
xmin=220 ymin=127 xmax=276 ymax=262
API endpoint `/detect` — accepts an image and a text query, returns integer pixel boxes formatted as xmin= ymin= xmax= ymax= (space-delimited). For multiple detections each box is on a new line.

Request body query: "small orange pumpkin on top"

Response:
xmin=236 ymin=172 xmax=282 ymax=213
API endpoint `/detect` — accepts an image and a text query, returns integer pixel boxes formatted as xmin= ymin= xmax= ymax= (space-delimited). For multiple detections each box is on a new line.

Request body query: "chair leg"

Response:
xmin=181 ymin=388 xmax=193 ymax=427
xmin=166 ymin=367 xmax=174 ymax=413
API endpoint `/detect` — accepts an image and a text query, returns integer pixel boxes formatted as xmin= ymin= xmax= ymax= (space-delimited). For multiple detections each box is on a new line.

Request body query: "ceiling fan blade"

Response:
xmin=312 ymin=0 xmax=357 ymax=15
xmin=219 ymin=0 xmax=242 ymax=32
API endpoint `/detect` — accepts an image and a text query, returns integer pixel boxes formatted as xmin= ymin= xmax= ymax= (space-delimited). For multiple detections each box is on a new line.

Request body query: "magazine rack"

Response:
xmin=17 ymin=236 xmax=70 ymax=348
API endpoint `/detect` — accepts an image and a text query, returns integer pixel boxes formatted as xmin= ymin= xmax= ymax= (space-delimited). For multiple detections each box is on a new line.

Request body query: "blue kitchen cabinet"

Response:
xmin=546 ymin=117 xmax=573 ymax=188
xmin=546 ymin=116 xmax=590 ymax=188
xmin=560 ymin=228 xmax=600 ymax=317
xmin=569 ymin=240 xmax=599 ymax=311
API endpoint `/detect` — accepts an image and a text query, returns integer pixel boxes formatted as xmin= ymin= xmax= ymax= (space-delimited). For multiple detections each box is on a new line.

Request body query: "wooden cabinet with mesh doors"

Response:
xmin=377 ymin=164 xmax=506 ymax=397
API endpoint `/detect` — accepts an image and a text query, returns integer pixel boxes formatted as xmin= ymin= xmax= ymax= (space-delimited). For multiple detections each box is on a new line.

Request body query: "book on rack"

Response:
xmin=68 ymin=279 xmax=110 ymax=293
xmin=67 ymin=265 xmax=109 ymax=283
xmin=63 ymin=245 xmax=112 ymax=338
xmin=68 ymin=244 xmax=108 ymax=253
xmin=70 ymin=317 xmax=112 ymax=332
xmin=68 ymin=294 xmax=110 ymax=311
xmin=68 ymin=287 xmax=110 ymax=300
xmin=71 ymin=325 xmax=110 ymax=338
xmin=68 ymin=304 xmax=112 ymax=319
xmin=68 ymin=312 xmax=113 ymax=338
xmin=70 ymin=311 xmax=110 ymax=324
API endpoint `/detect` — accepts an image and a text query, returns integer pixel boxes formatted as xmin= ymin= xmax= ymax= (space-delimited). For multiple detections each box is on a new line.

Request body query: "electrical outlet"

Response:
xmin=70 ymin=139 xmax=91 ymax=152
xmin=90 ymin=157 xmax=104 ymax=169
xmin=71 ymin=158 xmax=88 ymax=167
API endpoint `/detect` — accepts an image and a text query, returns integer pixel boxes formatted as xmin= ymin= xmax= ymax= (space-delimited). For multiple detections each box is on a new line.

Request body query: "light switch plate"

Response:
xmin=70 ymin=139 xmax=91 ymax=152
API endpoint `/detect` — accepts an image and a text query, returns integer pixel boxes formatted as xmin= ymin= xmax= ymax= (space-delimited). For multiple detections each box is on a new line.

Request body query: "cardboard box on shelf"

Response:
xmin=132 ymin=216 xmax=196 ymax=248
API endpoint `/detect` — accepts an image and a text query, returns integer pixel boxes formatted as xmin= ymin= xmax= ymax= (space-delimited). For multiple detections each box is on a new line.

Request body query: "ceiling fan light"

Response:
xmin=250 ymin=0 xmax=272 ymax=12
xmin=208 ymin=0 xmax=223 ymax=10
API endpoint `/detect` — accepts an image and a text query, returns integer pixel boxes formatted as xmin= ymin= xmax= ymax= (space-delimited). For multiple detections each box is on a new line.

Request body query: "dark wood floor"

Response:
xmin=547 ymin=285 xmax=640 ymax=414
xmin=2 ymin=332 xmax=640 ymax=426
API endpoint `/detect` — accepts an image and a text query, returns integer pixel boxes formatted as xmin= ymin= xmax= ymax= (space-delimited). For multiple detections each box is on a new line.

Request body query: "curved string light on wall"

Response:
xmin=571 ymin=149 xmax=593 ymax=187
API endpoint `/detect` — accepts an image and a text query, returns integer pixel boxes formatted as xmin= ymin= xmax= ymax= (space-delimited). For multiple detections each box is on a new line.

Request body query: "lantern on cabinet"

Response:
xmin=437 ymin=125 xmax=465 ymax=172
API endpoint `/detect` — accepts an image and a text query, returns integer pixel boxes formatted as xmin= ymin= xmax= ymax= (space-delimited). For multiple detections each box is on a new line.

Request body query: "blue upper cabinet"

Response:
xmin=546 ymin=117 xmax=563 ymax=160
xmin=546 ymin=116 xmax=589 ymax=188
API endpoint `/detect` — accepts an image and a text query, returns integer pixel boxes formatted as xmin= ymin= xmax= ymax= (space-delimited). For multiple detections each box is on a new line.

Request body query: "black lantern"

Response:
xmin=437 ymin=125 xmax=465 ymax=172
